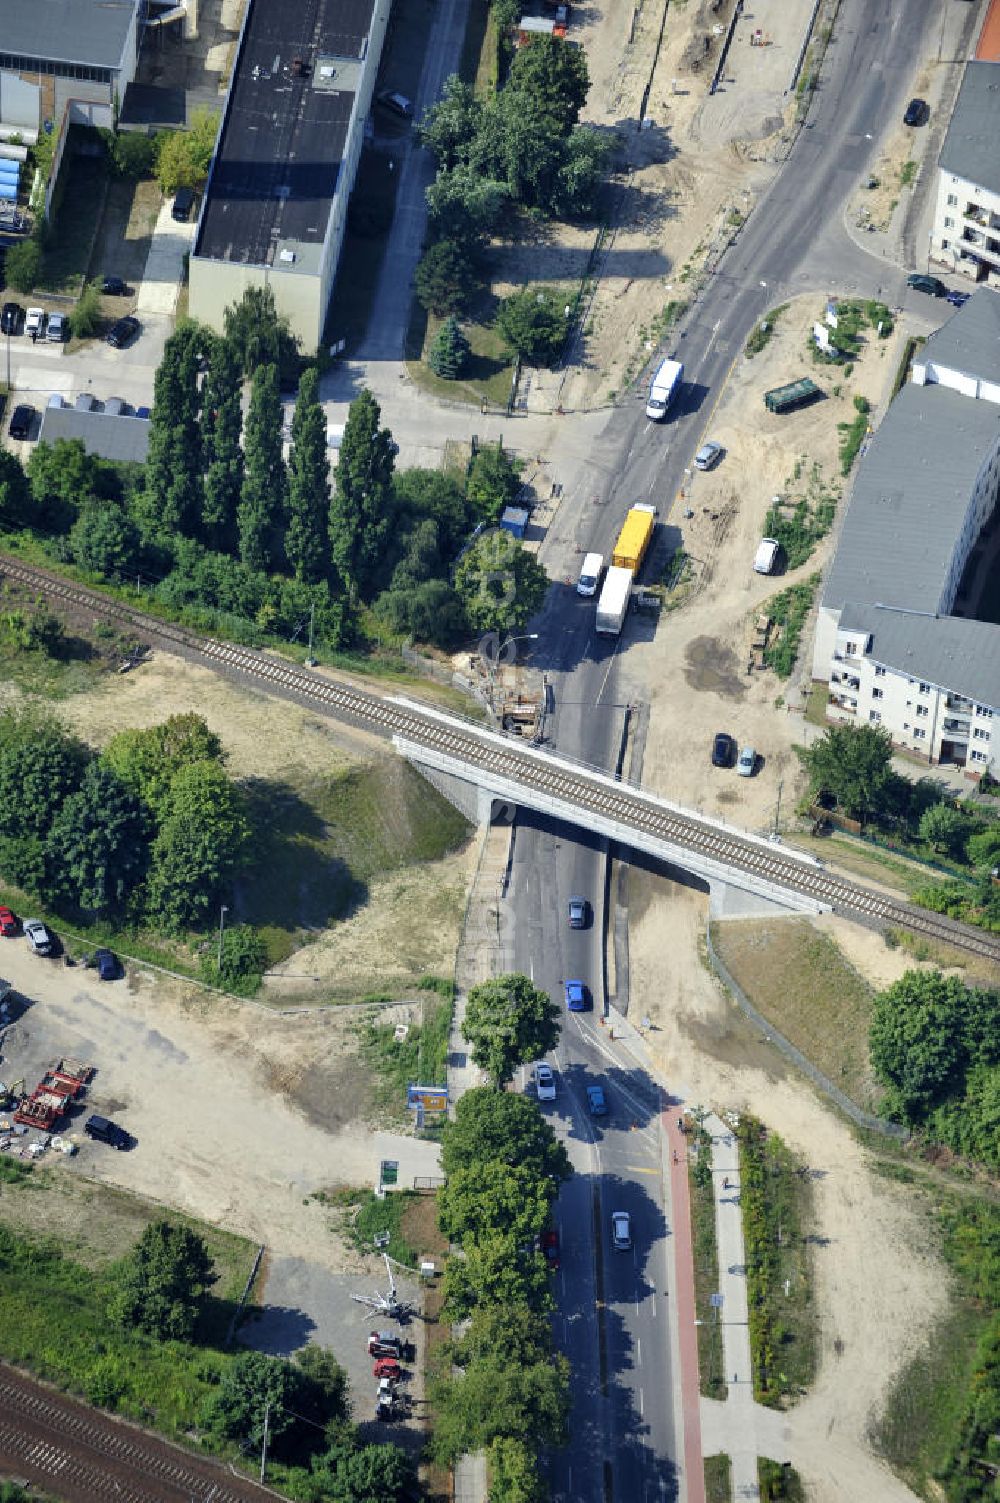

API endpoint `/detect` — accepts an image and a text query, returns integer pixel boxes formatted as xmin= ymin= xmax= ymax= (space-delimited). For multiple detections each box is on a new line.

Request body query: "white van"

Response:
xmin=576 ymin=551 xmax=604 ymax=597
xmin=753 ymin=538 xmax=780 ymax=574
xmin=645 ymin=358 xmax=683 ymax=421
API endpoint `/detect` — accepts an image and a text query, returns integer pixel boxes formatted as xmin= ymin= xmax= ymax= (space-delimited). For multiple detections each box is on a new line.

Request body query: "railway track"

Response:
xmin=3 ymin=555 xmax=998 ymax=964
xmin=0 ymin=1364 xmax=278 ymax=1501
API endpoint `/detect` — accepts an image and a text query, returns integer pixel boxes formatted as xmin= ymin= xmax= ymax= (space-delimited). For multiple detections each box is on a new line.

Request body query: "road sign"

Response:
xmin=407 ymin=1084 xmax=448 ymax=1113
xmin=710 ymin=1293 xmax=724 ymax=1308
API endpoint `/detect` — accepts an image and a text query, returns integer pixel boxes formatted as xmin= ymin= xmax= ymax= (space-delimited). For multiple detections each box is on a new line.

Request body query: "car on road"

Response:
xmin=907 ymin=273 xmax=947 ymax=297
xmin=611 ymin=1211 xmax=632 ymax=1250
xmin=372 ymin=1357 xmax=401 ymax=1379
xmin=93 ymin=947 xmax=118 ymax=981
xmin=541 ymin=1229 xmax=560 ymax=1269
xmin=903 ymin=98 xmax=928 ymax=126
xmin=535 ymin=1063 xmax=556 ymax=1101
xmin=0 ymin=906 xmax=19 ymax=937
xmin=694 ymin=439 xmax=723 ymax=471
xmin=712 ymin=731 xmax=735 ymax=768
xmin=1 ymin=301 xmax=22 ymax=334
xmin=737 ymin=745 xmax=756 ymax=777
xmin=946 ymin=289 xmax=971 ymax=308
xmin=564 ymin=979 xmax=587 ymax=1011
xmin=586 ymin=1084 xmax=607 ymax=1116
xmin=25 ymin=307 xmax=45 ymax=338
xmin=7 ymin=403 xmax=34 ymax=440
xmin=376 ymin=89 xmax=413 ymax=119
xmin=45 ymin=311 xmax=66 ymax=343
xmin=101 ymin=276 xmax=130 ymax=296
xmin=106 ymin=314 xmax=140 ymax=348
xmin=568 ymin=895 xmax=588 ymax=928
xmin=24 ymin=919 xmax=54 ymax=955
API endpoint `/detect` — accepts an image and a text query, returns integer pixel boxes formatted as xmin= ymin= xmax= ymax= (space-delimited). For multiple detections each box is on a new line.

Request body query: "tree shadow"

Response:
xmin=236 ymin=777 xmax=368 ymax=933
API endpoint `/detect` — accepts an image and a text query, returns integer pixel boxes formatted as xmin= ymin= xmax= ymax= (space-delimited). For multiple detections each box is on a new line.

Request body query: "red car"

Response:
xmin=0 ymin=907 xmax=18 ymax=937
xmin=373 ymin=1358 xmax=401 ymax=1379
xmin=542 ymin=1229 xmax=560 ymax=1270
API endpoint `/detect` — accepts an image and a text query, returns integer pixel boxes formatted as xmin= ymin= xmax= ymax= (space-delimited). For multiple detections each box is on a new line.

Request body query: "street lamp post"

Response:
xmin=483 ymin=631 xmax=539 ymax=723
xmin=217 ymin=904 xmax=229 ymax=970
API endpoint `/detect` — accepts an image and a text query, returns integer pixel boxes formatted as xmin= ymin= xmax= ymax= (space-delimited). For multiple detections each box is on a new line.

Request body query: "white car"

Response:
xmin=25 ymin=307 xmax=45 ymax=338
xmin=23 ymin=919 xmax=54 ymax=955
xmin=535 ymin=1063 xmax=557 ymax=1101
xmin=45 ymin=311 xmax=67 ymax=343
xmin=737 ymin=745 xmax=756 ymax=777
xmin=611 ymin=1211 xmax=631 ymax=1250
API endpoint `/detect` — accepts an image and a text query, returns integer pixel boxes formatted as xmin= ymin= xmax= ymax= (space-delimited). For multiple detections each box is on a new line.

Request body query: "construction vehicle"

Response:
xmin=13 ymin=1059 xmax=92 ymax=1130
xmin=611 ymin=504 xmax=657 ymax=571
xmin=763 ymin=377 xmax=822 ymax=414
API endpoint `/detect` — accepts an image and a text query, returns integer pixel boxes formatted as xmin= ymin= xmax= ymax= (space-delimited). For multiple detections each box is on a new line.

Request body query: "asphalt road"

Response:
xmin=508 ymin=0 xmax=948 ymax=1496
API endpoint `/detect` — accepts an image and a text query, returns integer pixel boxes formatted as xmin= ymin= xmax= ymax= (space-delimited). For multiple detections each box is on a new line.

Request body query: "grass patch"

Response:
xmin=759 ymin=1458 xmax=805 ymax=1500
xmin=459 ymin=0 xmax=498 ymax=93
xmin=745 ymin=303 xmax=789 ymax=359
xmin=711 ymin=918 xmax=882 ymax=1112
xmin=762 ymin=572 xmax=820 ymax=678
xmin=805 ymin=680 xmax=829 ymax=727
xmin=361 ymin=982 xmax=454 ymax=1117
xmin=41 ymin=154 xmax=109 ymax=296
xmin=342 ymin=1189 xmax=420 ymax=1267
xmin=738 ymin=1116 xmax=816 ymax=1406
xmin=406 ymin=299 xmax=514 ymax=409
xmin=899 ymin=159 xmax=917 ymax=187
xmin=763 ymin=460 xmax=839 ymax=568
xmin=704 ymin=1454 xmax=732 ymax=1503
xmin=0 ymin=581 xmax=115 ymax=698
xmin=837 ymin=395 xmax=871 ymax=475
xmin=690 ymin=1123 xmax=726 ymax=1397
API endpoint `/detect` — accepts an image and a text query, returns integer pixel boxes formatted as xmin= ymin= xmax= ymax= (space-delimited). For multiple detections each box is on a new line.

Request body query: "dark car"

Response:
xmin=568 ymin=896 xmax=588 ymax=929
xmin=907 ymin=273 xmax=947 ymax=297
xmin=1 ymin=301 xmax=22 ymax=334
xmin=541 ymin=1229 xmax=560 ymax=1269
xmin=946 ymin=289 xmax=971 ymax=308
xmin=84 ymin=1114 xmax=132 ymax=1150
xmin=903 ymin=98 xmax=928 ymax=126
xmin=7 ymin=403 xmax=34 ymax=440
xmin=101 ymin=275 xmax=130 ymax=296
xmin=135 ymin=405 xmax=151 ymax=419
xmin=171 ymin=187 xmax=195 ymax=222
xmin=712 ymin=732 xmax=735 ymax=768
xmin=93 ymin=947 xmax=118 ymax=981
xmin=376 ymin=89 xmax=414 ymax=119
xmin=106 ymin=315 xmax=140 ymax=348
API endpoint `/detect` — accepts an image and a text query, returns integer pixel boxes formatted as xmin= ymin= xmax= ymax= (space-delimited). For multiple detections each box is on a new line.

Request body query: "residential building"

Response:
xmin=813 ymin=289 xmax=1000 ymax=778
xmin=930 ymin=61 xmax=1000 ymax=287
xmin=188 ymin=0 xmax=392 ymax=352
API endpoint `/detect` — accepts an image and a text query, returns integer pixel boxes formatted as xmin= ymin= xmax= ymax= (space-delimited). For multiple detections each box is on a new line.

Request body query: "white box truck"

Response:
xmin=753 ymin=538 xmax=780 ymax=574
xmin=576 ymin=552 xmax=604 ymax=597
xmin=596 ymin=566 xmax=633 ymax=635
xmin=645 ymin=358 xmax=684 ymax=421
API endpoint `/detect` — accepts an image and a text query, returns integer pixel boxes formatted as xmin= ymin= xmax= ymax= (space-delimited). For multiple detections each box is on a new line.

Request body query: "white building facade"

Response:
xmin=930 ymin=61 xmax=1000 ymax=287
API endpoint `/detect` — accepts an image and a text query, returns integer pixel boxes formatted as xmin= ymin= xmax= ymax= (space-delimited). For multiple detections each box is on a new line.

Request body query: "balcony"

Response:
xmin=943 ymin=718 xmax=970 ymax=735
xmin=946 ymin=695 xmax=973 ymax=714
xmin=828 ymin=694 xmax=857 ymax=715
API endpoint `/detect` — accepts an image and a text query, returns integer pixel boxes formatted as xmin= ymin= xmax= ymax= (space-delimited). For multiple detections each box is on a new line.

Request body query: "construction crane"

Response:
xmin=350 ymin=1254 xmax=412 ymax=1320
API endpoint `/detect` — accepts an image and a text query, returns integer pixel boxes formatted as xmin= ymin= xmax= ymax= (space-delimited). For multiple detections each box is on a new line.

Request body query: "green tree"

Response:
xmin=223 ymin=285 xmax=299 ymax=381
xmin=457 ymin=1304 xmax=553 ymax=1367
xmin=442 ymin=1086 xmax=571 ymax=1182
xmin=919 ymin=804 xmax=969 ymax=858
xmin=552 ymin=127 xmax=611 ymax=218
xmin=869 ymin=970 xmax=975 ymax=1122
xmin=428 ymin=315 xmax=470 ymax=379
xmin=44 ymin=763 xmax=147 ymax=912
xmin=200 ymin=334 xmax=244 ymax=550
xmin=306 ymin=1442 xmax=415 ymax=1503
xmin=495 ymin=287 xmax=568 ymax=365
xmin=294 ymin=1343 xmax=351 ymax=1432
xmin=207 ymin=1350 xmax=308 ymax=1451
xmin=108 ymin=1219 xmax=214 ymax=1340
xmin=146 ymin=760 xmax=248 ymax=931
xmin=486 ymin=99 xmax=566 ymax=210
xmin=0 ymin=450 xmax=32 ymax=531
xmin=967 ymin=823 xmax=1000 ymax=871
xmin=328 ymin=388 xmax=396 ymax=602
xmin=417 ymin=75 xmax=483 ymax=169
xmin=4 ymin=238 xmax=41 ymax=295
xmin=466 ymin=443 xmax=522 ymax=525
xmin=27 ymin=438 xmax=107 ymax=532
xmin=430 ymin=1345 xmax=570 ymax=1463
xmin=285 ymin=367 xmax=331 ymax=583
xmin=374 ymin=578 xmax=467 ymax=644
xmin=426 ymin=168 xmax=510 ymax=245
xmin=145 ymin=322 xmax=204 ymax=537
xmin=439 ymin=1162 xmax=552 ymax=1247
xmin=462 ymin=973 xmax=561 ymax=1086
xmin=414 ymin=239 xmax=480 ymax=316
xmin=800 ymin=722 xmax=895 ymax=824
xmin=102 ymin=712 xmax=224 ymax=820
xmin=68 ymin=501 xmax=139 ymax=577
xmin=103 ymin=129 xmax=157 ymax=178
xmin=155 ymin=107 xmax=219 ymax=191
xmin=0 ymin=709 xmax=89 ymax=840
xmin=454 ymin=529 xmax=548 ymax=635
xmin=443 ymin=1234 xmax=554 ymax=1323
xmin=203 ymin=924 xmax=268 ymax=991
xmin=238 ymin=363 xmax=286 ymax=572
xmin=393 ymin=467 xmax=469 ymax=555
xmin=69 ymin=279 xmax=103 ymax=340
xmin=506 ymin=33 xmax=590 ymax=133
xmin=487 ymin=1436 xmax=546 ymax=1503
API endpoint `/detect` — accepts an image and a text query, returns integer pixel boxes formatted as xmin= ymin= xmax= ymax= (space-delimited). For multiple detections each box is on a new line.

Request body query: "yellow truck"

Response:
xmin=611 ymin=503 xmax=657 ymax=572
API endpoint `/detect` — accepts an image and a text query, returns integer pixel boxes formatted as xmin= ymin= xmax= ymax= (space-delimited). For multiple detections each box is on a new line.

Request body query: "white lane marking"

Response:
xmin=639 ymin=1386 xmax=644 ymax=1417
xmin=595 ymin=648 xmax=617 ymax=706
xmin=636 ymin=1336 xmax=641 ymax=1366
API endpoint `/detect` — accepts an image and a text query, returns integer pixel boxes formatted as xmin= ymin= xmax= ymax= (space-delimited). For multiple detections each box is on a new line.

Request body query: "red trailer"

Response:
xmin=12 ymin=1059 xmax=93 ymax=1130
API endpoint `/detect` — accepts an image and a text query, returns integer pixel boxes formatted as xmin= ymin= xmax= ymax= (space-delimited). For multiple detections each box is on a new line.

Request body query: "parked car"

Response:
xmin=45 ymin=311 xmax=66 ymax=342
xmin=541 ymin=1229 xmax=560 ymax=1269
xmin=171 ymin=187 xmax=195 ymax=222
xmin=135 ymin=405 xmax=151 ymax=419
xmin=587 ymin=1084 xmax=607 ymax=1116
xmin=568 ymin=895 xmax=588 ymax=929
xmin=564 ymin=979 xmax=587 ymax=1012
xmin=946 ymin=289 xmax=971 ymax=308
xmin=903 ymin=97 xmax=929 ymax=126
xmin=737 ymin=745 xmax=756 ymax=777
xmin=93 ymin=947 xmax=118 ymax=981
xmin=1 ymin=301 xmax=22 ymax=334
xmin=7 ymin=403 xmax=34 ymax=440
xmin=376 ymin=89 xmax=413 ymax=119
xmin=74 ymin=392 xmax=98 ymax=411
xmin=106 ymin=314 xmax=140 ymax=348
xmin=611 ymin=1211 xmax=632 ymax=1250
xmin=85 ymin=1114 xmax=132 ymax=1150
xmin=694 ymin=439 xmax=723 ymax=471
xmin=103 ymin=397 xmax=128 ymax=416
xmin=0 ymin=906 xmax=19 ymax=937
xmin=101 ymin=275 xmax=130 ymax=296
xmin=372 ymin=1357 xmax=401 ymax=1379
xmin=25 ymin=307 xmax=45 ymax=338
xmin=23 ymin=919 xmax=54 ymax=955
xmin=907 ymin=273 xmax=947 ymax=297
xmin=367 ymin=1330 xmax=401 ymax=1355
xmin=712 ymin=732 xmax=735 ymax=768
xmin=535 ymin=1063 xmax=556 ymax=1101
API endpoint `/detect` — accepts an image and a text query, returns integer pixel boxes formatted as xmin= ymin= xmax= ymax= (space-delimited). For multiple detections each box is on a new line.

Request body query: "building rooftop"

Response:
xmin=2 ymin=0 xmax=138 ymax=70
xmin=38 ymin=406 xmax=150 ymax=465
xmin=194 ymin=0 xmax=376 ymax=272
xmin=839 ymin=604 xmax=1000 ymax=710
xmin=916 ymin=286 xmax=1000 ymax=383
xmin=822 ymin=382 xmax=1000 ymax=614
xmin=939 ymin=60 xmax=1000 ymax=198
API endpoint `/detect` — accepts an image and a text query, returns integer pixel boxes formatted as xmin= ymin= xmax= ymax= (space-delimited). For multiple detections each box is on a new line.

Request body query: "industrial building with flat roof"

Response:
xmin=813 ymin=289 xmax=1000 ymax=778
xmin=0 ymin=0 xmax=142 ymax=125
xmin=189 ymin=0 xmax=392 ymax=351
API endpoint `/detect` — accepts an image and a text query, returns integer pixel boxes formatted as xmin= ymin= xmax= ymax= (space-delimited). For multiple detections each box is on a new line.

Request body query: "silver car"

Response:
xmin=24 ymin=918 xmax=54 ymax=955
xmin=737 ymin=745 xmax=756 ymax=777
xmin=611 ymin=1211 xmax=632 ymax=1250
xmin=535 ymin=1063 xmax=557 ymax=1101
xmin=694 ymin=439 xmax=723 ymax=470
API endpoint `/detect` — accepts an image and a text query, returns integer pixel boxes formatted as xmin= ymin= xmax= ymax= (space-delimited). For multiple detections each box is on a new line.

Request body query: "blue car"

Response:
xmin=946 ymin=289 xmax=970 ymax=308
xmin=565 ymin=980 xmax=586 ymax=1012
xmin=93 ymin=947 xmax=118 ymax=981
xmin=587 ymin=1085 xmax=607 ymax=1116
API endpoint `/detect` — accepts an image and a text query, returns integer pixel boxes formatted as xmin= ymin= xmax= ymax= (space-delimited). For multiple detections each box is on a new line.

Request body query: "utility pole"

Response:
xmin=217 ymin=904 xmax=228 ymax=970
xmin=305 ymin=602 xmax=316 ymax=666
xmin=773 ymin=778 xmax=783 ymax=837
xmin=260 ymin=1402 xmax=270 ymax=1483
